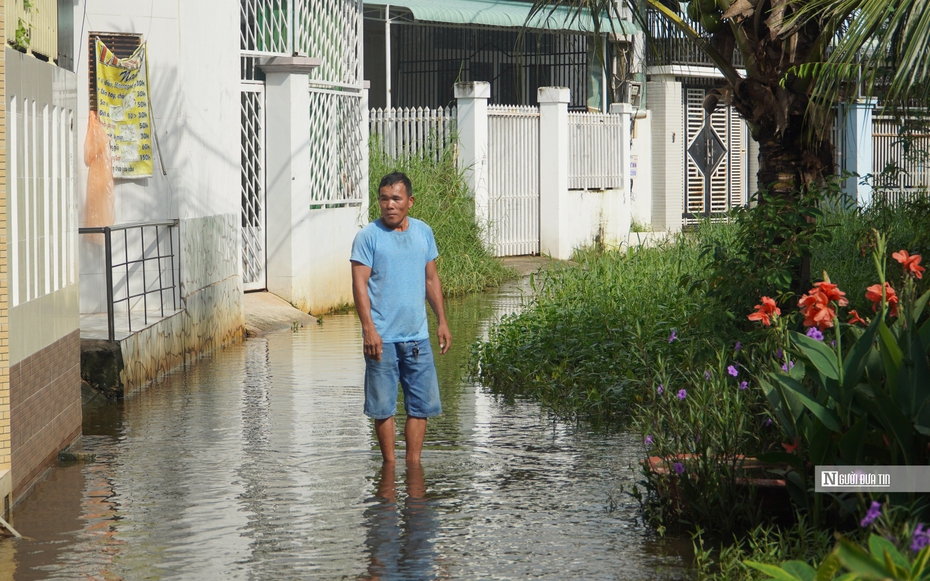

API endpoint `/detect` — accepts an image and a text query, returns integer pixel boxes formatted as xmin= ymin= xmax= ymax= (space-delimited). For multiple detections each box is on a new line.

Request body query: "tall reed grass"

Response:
xmin=368 ymin=143 xmax=511 ymax=296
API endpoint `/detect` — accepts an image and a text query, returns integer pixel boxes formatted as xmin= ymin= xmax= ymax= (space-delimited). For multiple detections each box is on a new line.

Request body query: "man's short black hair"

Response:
xmin=379 ymin=172 xmax=412 ymax=197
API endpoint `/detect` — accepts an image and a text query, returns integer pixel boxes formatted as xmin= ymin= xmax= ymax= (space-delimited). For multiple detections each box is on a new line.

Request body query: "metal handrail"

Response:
xmin=79 ymin=219 xmax=181 ymax=342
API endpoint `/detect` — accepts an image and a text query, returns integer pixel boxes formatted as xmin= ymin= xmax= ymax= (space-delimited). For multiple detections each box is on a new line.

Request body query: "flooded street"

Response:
xmin=0 ymin=282 xmax=691 ymax=580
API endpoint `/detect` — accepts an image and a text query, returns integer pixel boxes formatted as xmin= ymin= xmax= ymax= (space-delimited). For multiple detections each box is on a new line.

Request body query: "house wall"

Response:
xmin=0 ymin=0 xmax=10 ymax=509
xmin=5 ymin=48 xmax=81 ymax=503
xmin=74 ymin=0 xmax=244 ymax=391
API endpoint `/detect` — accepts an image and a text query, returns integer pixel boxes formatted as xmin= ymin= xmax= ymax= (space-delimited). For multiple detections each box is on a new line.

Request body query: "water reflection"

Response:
xmin=362 ymin=463 xmax=445 ymax=580
xmin=0 ymin=280 xmax=692 ymax=580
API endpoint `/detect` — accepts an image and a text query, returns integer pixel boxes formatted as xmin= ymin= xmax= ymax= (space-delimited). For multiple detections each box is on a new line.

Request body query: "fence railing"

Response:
xmin=568 ymin=111 xmax=625 ymax=190
xmin=369 ymin=106 xmax=457 ymax=161
xmin=645 ymin=8 xmax=743 ymax=68
xmin=79 ymin=220 xmax=181 ymax=342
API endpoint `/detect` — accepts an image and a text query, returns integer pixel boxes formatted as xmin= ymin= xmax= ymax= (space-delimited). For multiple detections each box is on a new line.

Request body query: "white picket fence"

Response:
xmin=872 ymin=114 xmax=930 ymax=200
xmin=568 ymin=112 xmax=625 ymax=190
xmin=487 ymin=105 xmax=540 ymax=257
xmin=369 ymin=106 xmax=456 ymax=160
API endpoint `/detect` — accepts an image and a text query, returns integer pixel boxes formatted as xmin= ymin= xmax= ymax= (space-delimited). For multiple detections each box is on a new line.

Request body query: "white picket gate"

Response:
xmin=568 ymin=112 xmax=625 ymax=190
xmin=487 ymin=105 xmax=541 ymax=257
xmin=369 ymin=106 xmax=457 ymax=160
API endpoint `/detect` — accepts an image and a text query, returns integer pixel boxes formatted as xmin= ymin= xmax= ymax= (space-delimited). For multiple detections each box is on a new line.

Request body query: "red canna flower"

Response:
xmin=781 ymin=437 xmax=800 ymax=454
xmin=865 ymin=282 xmax=899 ymax=317
xmin=798 ymin=289 xmax=837 ymax=330
xmin=847 ymin=310 xmax=866 ymax=326
xmin=892 ymin=250 xmax=925 ymax=280
xmin=748 ymin=296 xmax=780 ymax=326
xmin=812 ymin=281 xmax=848 ymax=306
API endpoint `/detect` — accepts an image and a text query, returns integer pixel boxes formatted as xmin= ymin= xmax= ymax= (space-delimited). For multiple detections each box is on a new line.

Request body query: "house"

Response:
xmin=363 ymin=0 xmax=638 ymax=113
xmin=0 ymin=0 xmax=367 ymax=511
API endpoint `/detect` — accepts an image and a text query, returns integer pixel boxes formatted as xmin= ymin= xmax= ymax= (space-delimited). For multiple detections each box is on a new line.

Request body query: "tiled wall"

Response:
xmin=0 ymin=0 xmax=11 ymax=487
xmin=10 ymin=330 xmax=81 ymax=500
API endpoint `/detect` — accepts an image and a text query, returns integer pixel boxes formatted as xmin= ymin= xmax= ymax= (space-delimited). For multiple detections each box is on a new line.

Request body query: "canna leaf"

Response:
xmin=814 ymin=550 xmax=843 ymax=581
xmin=773 ymin=374 xmax=842 ymax=432
xmin=744 ymin=561 xmax=808 ymax=581
xmin=836 ymin=537 xmax=890 ymax=579
xmin=877 ymin=320 xmax=903 ymax=392
xmin=842 ymin=313 xmax=881 ymax=392
xmin=761 ymin=377 xmax=802 ymax=437
xmin=838 ymin=415 xmax=868 ymax=464
xmin=781 ymin=560 xmax=817 ymax=581
xmin=791 ymin=331 xmax=840 ymax=380
xmin=869 ymin=535 xmax=909 ymax=570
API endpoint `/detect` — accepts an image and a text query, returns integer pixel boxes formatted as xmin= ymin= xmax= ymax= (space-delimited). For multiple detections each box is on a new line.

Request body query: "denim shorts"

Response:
xmin=364 ymin=339 xmax=442 ymax=420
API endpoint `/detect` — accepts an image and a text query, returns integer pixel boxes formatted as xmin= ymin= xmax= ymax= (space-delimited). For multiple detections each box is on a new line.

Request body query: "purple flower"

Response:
xmin=764 ymin=418 xmax=774 ymax=427
xmin=781 ymin=360 xmax=795 ymax=373
xmin=860 ymin=501 xmax=882 ymax=528
xmin=806 ymin=327 xmax=824 ymax=341
xmin=911 ymin=523 xmax=930 ymax=552
xmin=727 ymin=365 xmax=739 ymax=377
xmin=739 ymin=381 xmax=748 ymax=390
xmin=776 ymin=348 xmax=784 ymax=359
xmin=669 ymin=330 xmax=677 ymax=343
xmin=831 ymin=340 xmax=837 ymax=347
xmin=645 ymin=435 xmax=653 ymax=445
xmin=677 ymin=389 xmax=687 ymax=401
xmin=734 ymin=341 xmax=742 ymax=352
xmin=673 ymin=462 xmax=685 ymax=476
xmin=704 ymin=370 xmax=712 ymax=380
xmin=657 ymin=384 xmax=664 ymax=395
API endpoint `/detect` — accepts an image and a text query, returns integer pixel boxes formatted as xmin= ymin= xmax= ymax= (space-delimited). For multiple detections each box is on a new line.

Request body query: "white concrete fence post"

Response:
xmin=263 ymin=60 xmax=317 ymax=307
xmin=538 ymin=86 xmax=571 ymax=259
xmin=454 ymin=82 xmax=491 ymax=244
xmin=610 ymin=102 xmax=634 ymax=244
xmin=841 ymin=99 xmax=876 ymax=207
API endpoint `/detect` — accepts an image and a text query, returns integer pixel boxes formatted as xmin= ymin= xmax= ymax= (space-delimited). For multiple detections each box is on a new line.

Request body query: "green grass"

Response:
xmin=369 ymin=144 xmax=512 ymax=296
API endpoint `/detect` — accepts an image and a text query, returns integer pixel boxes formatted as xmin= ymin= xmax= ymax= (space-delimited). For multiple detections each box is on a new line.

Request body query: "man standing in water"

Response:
xmin=350 ymin=172 xmax=451 ymax=464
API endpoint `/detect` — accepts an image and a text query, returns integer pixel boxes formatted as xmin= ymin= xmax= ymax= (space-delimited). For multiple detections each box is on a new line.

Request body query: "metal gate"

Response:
xmin=683 ymin=87 xmax=747 ymax=223
xmin=487 ymin=105 xmax=540 ymax=257
xmin=241 ymin=83 xmax=267 ymax=291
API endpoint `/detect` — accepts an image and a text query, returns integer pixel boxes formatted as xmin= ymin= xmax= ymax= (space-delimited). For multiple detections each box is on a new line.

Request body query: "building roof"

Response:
xmin=368 ymin=0 xmax=638 ymax=35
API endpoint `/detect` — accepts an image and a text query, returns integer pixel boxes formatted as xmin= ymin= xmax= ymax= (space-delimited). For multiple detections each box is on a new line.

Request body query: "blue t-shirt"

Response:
xmin=350 ymin=217 xmax=439 ymax=343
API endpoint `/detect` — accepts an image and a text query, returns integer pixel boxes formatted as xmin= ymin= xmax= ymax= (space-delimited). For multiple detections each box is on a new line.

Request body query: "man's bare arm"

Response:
xmin=425 ymin=260 xmax=451 ymax=354
xmin=351 ymin=261 xmax=382 ymax=360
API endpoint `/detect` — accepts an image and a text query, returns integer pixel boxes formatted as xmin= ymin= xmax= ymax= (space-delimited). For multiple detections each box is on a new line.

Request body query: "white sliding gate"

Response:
xmin=487 ymin=105 xmax=540 ymax=257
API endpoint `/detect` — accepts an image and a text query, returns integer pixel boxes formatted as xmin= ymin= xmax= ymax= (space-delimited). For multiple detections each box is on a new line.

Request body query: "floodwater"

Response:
xmin=0 ymin=281 xmax=692 ymax=580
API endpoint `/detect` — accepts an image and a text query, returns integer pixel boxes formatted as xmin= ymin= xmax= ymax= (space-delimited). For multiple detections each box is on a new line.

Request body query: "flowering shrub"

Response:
xmin=749 ymin=231 xmax=930 ymax=515
xmin=748 ymin=501 xmax=930 ymax=580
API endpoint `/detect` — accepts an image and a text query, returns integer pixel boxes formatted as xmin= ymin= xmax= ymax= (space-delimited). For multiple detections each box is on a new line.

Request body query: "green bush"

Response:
xmin=368 ymin=144 xmax=511 ymax=296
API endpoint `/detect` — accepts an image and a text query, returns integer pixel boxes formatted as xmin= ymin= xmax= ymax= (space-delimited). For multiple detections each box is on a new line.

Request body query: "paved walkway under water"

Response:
xmin=1 ymin=277 xmax=692 ymax=580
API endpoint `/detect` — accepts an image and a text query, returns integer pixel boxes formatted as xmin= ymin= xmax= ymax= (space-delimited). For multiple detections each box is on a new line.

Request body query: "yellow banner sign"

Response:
xmin=95 ymin=38 xmax=153 ymax=178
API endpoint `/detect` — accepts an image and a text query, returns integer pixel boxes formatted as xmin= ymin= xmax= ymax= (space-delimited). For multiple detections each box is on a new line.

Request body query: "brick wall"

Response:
xmin=10 ymin=330 xmax=81 ymax=500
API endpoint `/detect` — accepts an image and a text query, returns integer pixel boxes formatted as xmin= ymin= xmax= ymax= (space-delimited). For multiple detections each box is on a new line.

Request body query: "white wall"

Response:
xmin=74 ymin=0 xmax=243 ymax=364
xmin=6 ymin=50 xmax=80 ymax=365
